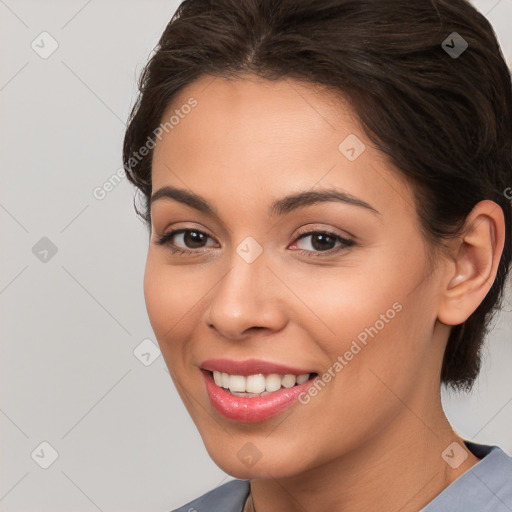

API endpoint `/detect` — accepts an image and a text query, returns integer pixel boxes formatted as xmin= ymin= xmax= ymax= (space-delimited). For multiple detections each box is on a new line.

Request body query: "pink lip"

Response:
xmin=200 ymin=369 xmax=318 ymax=423
xmin=200 ymin=358 xmax=314 ymax=376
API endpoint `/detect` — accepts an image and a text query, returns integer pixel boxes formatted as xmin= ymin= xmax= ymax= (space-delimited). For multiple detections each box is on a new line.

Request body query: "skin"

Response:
xmin=144 ymin=74 xmax=504 ymax=512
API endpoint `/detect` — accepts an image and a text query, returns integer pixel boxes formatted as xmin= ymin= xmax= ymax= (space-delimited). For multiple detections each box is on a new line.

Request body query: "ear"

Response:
xmin=437 ymin=200 xmax=505 ymax=326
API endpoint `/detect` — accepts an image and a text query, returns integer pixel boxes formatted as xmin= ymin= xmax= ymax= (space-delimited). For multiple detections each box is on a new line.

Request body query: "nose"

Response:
xmin=205 ymin=249 xmax=288 ymax=341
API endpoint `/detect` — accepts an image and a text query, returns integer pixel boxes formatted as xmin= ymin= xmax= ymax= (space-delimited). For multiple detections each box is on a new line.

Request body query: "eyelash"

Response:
xmin=155 ymin=228 xmax=355 ymax=258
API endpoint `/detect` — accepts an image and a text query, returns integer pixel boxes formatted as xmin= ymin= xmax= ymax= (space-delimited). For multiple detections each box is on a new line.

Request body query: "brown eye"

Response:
xmin=297 ymin=232 xmax=337 ymax=251
xmin=291 ymin=230 xmax=354 ymax=257
xmin=156 ymin=228 xmax=217 ymax=254
xmin=179 ymin=230 xmax=208 ymax=248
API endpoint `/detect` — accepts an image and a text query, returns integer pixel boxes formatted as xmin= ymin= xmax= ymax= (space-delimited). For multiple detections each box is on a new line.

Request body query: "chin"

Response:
xmin=205 ymin=444 xmax=308 ymax=480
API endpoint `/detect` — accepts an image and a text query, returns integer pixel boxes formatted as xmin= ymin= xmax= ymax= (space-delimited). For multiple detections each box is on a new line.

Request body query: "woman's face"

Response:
xmin=145 ymin=74 xmax=449 ymax=478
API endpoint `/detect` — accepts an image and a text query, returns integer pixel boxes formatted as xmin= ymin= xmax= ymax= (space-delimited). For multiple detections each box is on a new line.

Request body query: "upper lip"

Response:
xmin=200 ymin=358 xmax=315 ymax=376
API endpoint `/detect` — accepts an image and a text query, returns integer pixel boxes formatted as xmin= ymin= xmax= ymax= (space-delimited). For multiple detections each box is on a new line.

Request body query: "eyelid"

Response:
xmin=293 ymin=224 xmax=355 ymax=242
xmin=155 ymin=227 xmax=217 ymax=248
xmin=289 ymin=228 xmax=355 ymax=257
xmin=155 ymin=224 xmax=355 ymax=258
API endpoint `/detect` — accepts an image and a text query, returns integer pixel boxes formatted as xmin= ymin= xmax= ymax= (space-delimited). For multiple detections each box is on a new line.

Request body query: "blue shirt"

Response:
xmin=170 ymin=440 xmax=512 ymax=511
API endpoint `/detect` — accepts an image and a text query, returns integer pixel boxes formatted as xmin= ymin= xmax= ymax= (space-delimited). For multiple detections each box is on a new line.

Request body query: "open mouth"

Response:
xmin=200 ymin=368 xmax=321 ymax=422
xmin=204 ymin=369 xmax=319 ymax=397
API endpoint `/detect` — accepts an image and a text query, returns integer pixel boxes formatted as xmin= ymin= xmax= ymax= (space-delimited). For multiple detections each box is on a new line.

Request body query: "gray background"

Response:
xmin=0 ymin=1 xmax=511 ymax=510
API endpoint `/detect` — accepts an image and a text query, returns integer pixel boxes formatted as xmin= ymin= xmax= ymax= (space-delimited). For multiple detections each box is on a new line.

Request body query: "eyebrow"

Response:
xmin=150 ymin=185 xmax=380 ymax=217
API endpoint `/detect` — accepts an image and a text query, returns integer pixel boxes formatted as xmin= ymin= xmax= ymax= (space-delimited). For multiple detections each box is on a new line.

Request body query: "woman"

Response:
xmin=122 ymin=0 xmax=512 ymax=510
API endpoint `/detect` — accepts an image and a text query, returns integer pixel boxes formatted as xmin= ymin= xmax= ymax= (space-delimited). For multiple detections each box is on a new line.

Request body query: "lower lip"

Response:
xmin=201 ymin=369 xmax=317 ymax=423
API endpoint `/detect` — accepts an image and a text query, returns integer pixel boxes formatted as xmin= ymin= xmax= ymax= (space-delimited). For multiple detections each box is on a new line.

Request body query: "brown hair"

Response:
xmin=123 ymin=0 xmax=512 ymax=391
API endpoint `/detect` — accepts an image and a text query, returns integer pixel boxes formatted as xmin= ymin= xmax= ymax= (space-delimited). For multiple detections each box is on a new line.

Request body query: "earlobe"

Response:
xmin=438 ymin=200 xmax=505 ymax=326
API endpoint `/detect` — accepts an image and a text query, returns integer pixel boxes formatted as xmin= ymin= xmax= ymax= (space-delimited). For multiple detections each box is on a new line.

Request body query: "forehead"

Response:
xmin=155 ymin=74 xmax=357 ymax=156
xmin=151 ymin=74 xmax=414 ymax=221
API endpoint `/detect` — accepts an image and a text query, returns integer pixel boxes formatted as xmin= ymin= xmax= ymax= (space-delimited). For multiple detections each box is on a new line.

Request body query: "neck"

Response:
xmin=246 ymin=397 xmax=479 ymax=512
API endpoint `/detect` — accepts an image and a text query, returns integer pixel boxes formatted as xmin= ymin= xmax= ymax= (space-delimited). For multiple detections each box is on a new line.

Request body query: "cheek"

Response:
xmin=287 ymin=245 xmax=434 ymax=390
xmin=318 ymin=281 xmax=436 ymax=430
xmin=143 ymin=259 xmax=171 ymax=339
xmin=282 ymin=258 xmax=409 ymax=353
xmin=143 ymin=255 xmax=206 ymax=351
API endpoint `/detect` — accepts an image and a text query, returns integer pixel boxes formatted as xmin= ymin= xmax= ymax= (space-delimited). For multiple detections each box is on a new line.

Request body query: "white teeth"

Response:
xmin=229 ymin=374 xmax=246 ymax=392
xmin=246 ymin=374 xmax=266 ymax=393
xmin=265 ymin=373 xmax=282 ymax=392
xmin=296 ymin=373 xmax=309 ymax=385
xmin=281 ymin=374 xmax=297 ymax=388
xmin=211 ymin=371 xmax=312 ymax=395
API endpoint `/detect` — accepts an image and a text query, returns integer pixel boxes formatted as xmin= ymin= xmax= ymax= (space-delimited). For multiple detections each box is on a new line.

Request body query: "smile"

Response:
xmin=211 ymin=370 xmax=312 ymax=396
xmin=200 ymin=368 xmax=319 ymax=423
